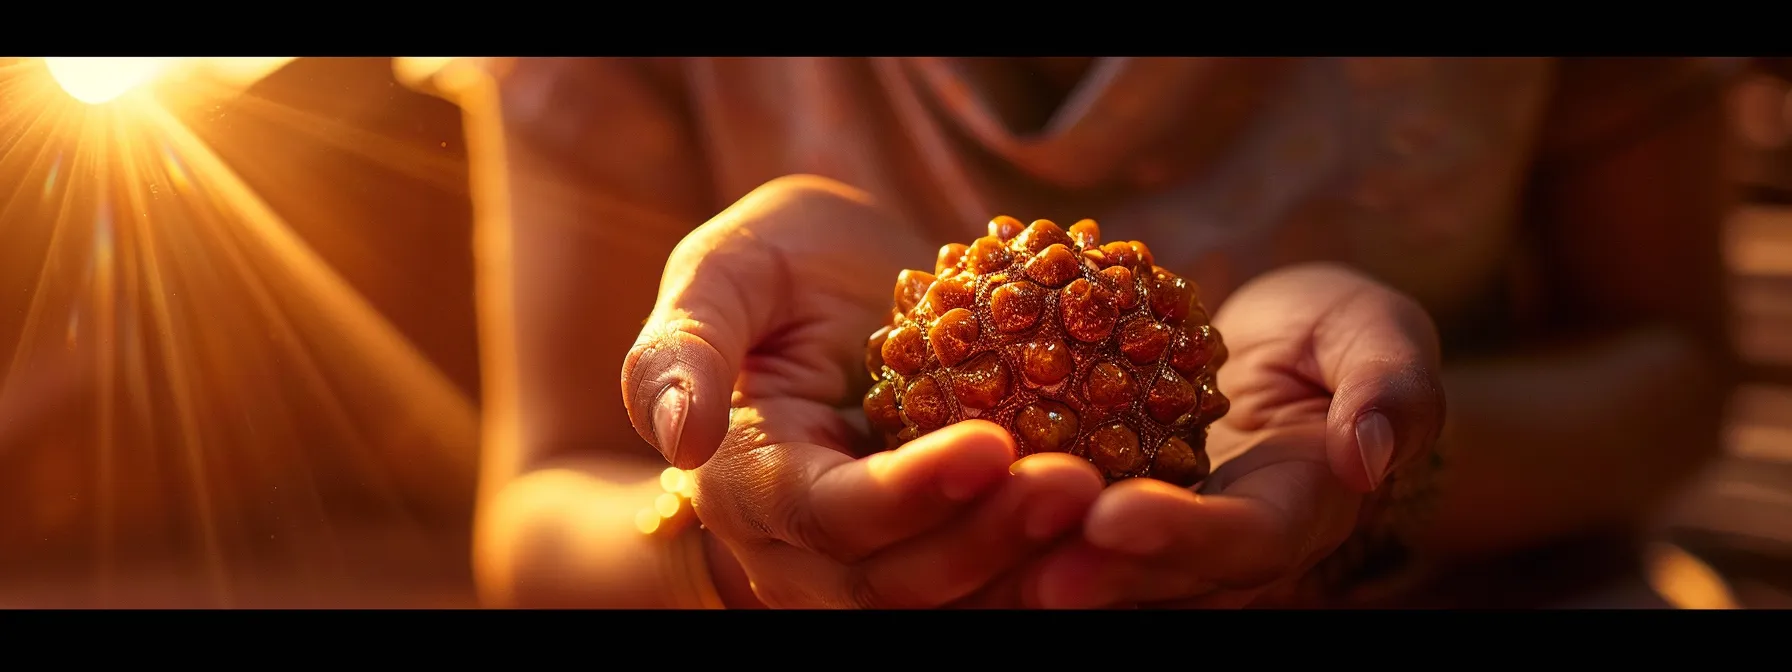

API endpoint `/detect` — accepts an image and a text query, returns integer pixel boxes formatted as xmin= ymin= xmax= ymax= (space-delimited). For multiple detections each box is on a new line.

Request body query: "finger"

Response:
xmin=1027 ymin=541 xmax=1222 ymax=609
xmin=851 ymin=452 xmax=1105 ymax=608
xmin=696 ymin=413 xmax=1017 ymax=562
xmin=1073 ymin=467 xmax=1349 ymax=598
xmin=1212 ymin=263 xmax=1445 ymax=493
xmin=619 ymin=176 xmax=888 ymax=469
xmin=1086 ymin=479 xmax=1291 ymax=581
xmin=1310 ymin=280 xmax=1446 ymax=493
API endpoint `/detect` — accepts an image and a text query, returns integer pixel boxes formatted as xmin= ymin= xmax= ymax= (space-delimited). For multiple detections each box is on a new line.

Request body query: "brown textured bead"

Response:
xmin=936 ymin=243 xmax=968 ymax=275
xmin=953 ymin=353 xmax=1010 ymax=411
xmin=966 ymin=236 xmax=1012 ymax=273
xmin=1170 ymin=323 xmax=1223 ymax=377
xmin=881 ymin=324 xmax=927 ymax=376
xmin=1014 ymin=219 xmax=1075 ymax=254
xmin=1151 ymin=436 xmax=1210 ymax=488
xmin=903 ymin=375 xmax=952 ymax=429
xmin=1131 ymin=242 xmax=1156 ymax=270
xmin=864 ymin=381 xmax=904 ymax=432
xmin=1060 ymin=279 xmax=1118 ymax=343
xmin=1026 ymin=244 xmax=1081 ymax=288
xmin=894 ymin=269 xmax=934 ymax=314
xmin=1198 ymin=375 xmax=1229 ymax=421
xmin=1118 ymin=317 xmax=1171 ymax=365
xmin=1068 ymin=219 xmax=1101 ymax=248
xmin=1085 ymin=361 xmax=1137 ymax=408
xmin=967 ymin=234 xmax=1010 ymax=274
xmin=1086 ymin=423 xmax=1144 ymax=477
xmin=1015 ymin=401 xmax=1079 ymax=453
xmin=929 ymin=308 xmax=980 ymax=367
xmin=1145 ymin=368 xmax=1200 ymax=424
xmin=1022 ymin=339 xmax=1074 ymax=386
xmin=1102 ymin=266 xmax=1139 ymax=310
xmin=923 ymin=273 xmax=976 ymax=315
xmin=1150 ymin=268 xmax=1193 ymax=325
xmin=865 ymin=325 xmax=891 ymax=376
xmin=863 ymin=216 xmax=1229 ymax=486
xmin=1098 ymin=241 xmax=1140 ymax=269
xmin=990 ymin=281 xmax=1046 ymax=333
xmin=989 ymin=215 xmax=1026 ymax=241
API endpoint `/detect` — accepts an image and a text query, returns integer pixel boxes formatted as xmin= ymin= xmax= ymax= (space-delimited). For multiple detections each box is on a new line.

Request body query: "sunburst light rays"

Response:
xmin=0 ymin=58 xmax=477 ymax=607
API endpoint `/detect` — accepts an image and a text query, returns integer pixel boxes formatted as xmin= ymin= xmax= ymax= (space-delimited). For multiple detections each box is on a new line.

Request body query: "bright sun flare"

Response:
xmin=4 ymin=55 xmax=479 ymax=605
xmin=43 ymin=57 xmax=182 ymax=104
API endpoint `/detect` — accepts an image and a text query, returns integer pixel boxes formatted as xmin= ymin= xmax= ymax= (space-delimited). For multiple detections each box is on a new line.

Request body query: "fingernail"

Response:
xmin=1024 ymin=499 xmax=1083 ymax=541
xmin=653 ymin=385 xmax=689 ymax=464
xmin=1356 ymin=411 xmax=1395 ymax=490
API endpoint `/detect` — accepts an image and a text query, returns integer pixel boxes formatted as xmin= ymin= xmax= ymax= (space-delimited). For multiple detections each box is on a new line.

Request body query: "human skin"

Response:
xmin=467 ymin=58 xmax=1737 ymax=608
xmin=616 ymin=177 xmax=1448 ymax=608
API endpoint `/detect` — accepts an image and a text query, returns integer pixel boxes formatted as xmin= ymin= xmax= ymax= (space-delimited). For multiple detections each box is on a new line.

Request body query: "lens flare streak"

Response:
xmin=0 ymin=58 xmax=478 ymax=606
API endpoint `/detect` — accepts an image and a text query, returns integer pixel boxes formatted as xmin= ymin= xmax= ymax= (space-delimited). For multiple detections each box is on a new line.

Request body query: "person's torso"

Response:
xmin=677 ymin=56 xmax=1560 ymax=336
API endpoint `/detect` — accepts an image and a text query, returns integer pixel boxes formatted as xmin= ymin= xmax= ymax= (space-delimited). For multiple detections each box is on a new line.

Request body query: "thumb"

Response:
xmin=619 ymin=176 xmax=899 ymax=469
xmin=620 ymin=198 xmax=785 ymax=470
xmin=1312 ymin=279 xmax=1447 ymax=494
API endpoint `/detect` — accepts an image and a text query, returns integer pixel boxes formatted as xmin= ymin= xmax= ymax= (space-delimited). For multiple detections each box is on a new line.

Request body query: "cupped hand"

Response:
xmin=1017 ymin=263 xmax=1447 ymax=609
xmin=620 ymin=176 xmax=1105 ymax=608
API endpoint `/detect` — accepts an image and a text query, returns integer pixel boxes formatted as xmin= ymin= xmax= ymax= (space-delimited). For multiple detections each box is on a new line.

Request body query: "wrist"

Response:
xmin=474 ymin=462 xmax=728 ymax=608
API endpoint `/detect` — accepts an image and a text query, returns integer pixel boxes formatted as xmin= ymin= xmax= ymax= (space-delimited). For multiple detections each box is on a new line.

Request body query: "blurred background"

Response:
xmin=1670 ymin=58 xmax=1792 ymax=608
xmin=0 ymin=56 xmax=1788 ymax=608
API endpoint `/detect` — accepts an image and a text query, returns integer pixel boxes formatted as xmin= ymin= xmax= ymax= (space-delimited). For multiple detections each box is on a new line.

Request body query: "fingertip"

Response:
xmin=1327 ymin=363 xmax=1446 ymax=493
xmin=886 ymin=421 xmax=1018 ymax=502
xmin=1009 ymin=454 xmax=1106 ymax=540
xmin=945 ymin=419 xmax=1022 ymax=458
xmin=1326 ymin=412 xmax=1379 ymax=494
xmin=1010 ymin=453 xmax=1106 ymax=500
xmin=623 ymin=329 xmax=736 ymax=469
xmin=1084 ymin=479 xmax=1199 ymax=555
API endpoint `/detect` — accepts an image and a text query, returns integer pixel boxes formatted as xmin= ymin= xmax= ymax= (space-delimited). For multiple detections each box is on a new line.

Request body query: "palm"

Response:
xmin=1018 ymin=264 xmax=1445 ymax=610
xmin=721 ymin=225 xmax=917 ymax=454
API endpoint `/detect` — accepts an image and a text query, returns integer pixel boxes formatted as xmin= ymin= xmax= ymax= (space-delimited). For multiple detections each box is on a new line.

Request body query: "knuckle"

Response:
xmin=689 ymin=440 xmax=774 ymax=543
xmin=740 ymin=175 xmax=882 ymax=233
xmin=667 ymin=221 xmax=724 ymax=267
xmin=704 ymin=424 xmax=849 ymax=559
xmin=754 ymin=174 xmax=873 ymax=207
xmin=776 ymin=487 xmax=844 ymax=559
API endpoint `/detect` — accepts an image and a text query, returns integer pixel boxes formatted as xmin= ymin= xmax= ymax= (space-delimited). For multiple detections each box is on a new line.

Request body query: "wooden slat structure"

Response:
xmin=1663 ymin=69 xmax=1792 ymax=606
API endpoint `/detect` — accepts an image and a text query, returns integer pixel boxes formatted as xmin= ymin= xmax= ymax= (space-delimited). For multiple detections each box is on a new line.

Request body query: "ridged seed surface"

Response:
xmin=862 ymin=216 xmax=1230 ymax=487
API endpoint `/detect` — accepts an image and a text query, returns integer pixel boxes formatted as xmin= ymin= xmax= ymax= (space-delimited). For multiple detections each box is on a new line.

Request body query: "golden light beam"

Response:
xmin=142 ymin=101 xmax=479 ymax=478
xmin=3 ymin=56 xmax=477 ymax=605
xmin=45 ymin=57 xmax=300 ymax=108
xmin=44 ymin=58 xmax=179 ymax=105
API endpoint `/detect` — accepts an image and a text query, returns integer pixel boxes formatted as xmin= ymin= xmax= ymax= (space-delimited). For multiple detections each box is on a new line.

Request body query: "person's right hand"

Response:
xmin=620 ymin=175 xmax=1106 ymax=609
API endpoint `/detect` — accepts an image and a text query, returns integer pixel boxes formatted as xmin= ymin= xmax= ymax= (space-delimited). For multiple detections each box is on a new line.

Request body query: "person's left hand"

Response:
xmin=974 ymin=263 xmax=1447 ymax=609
